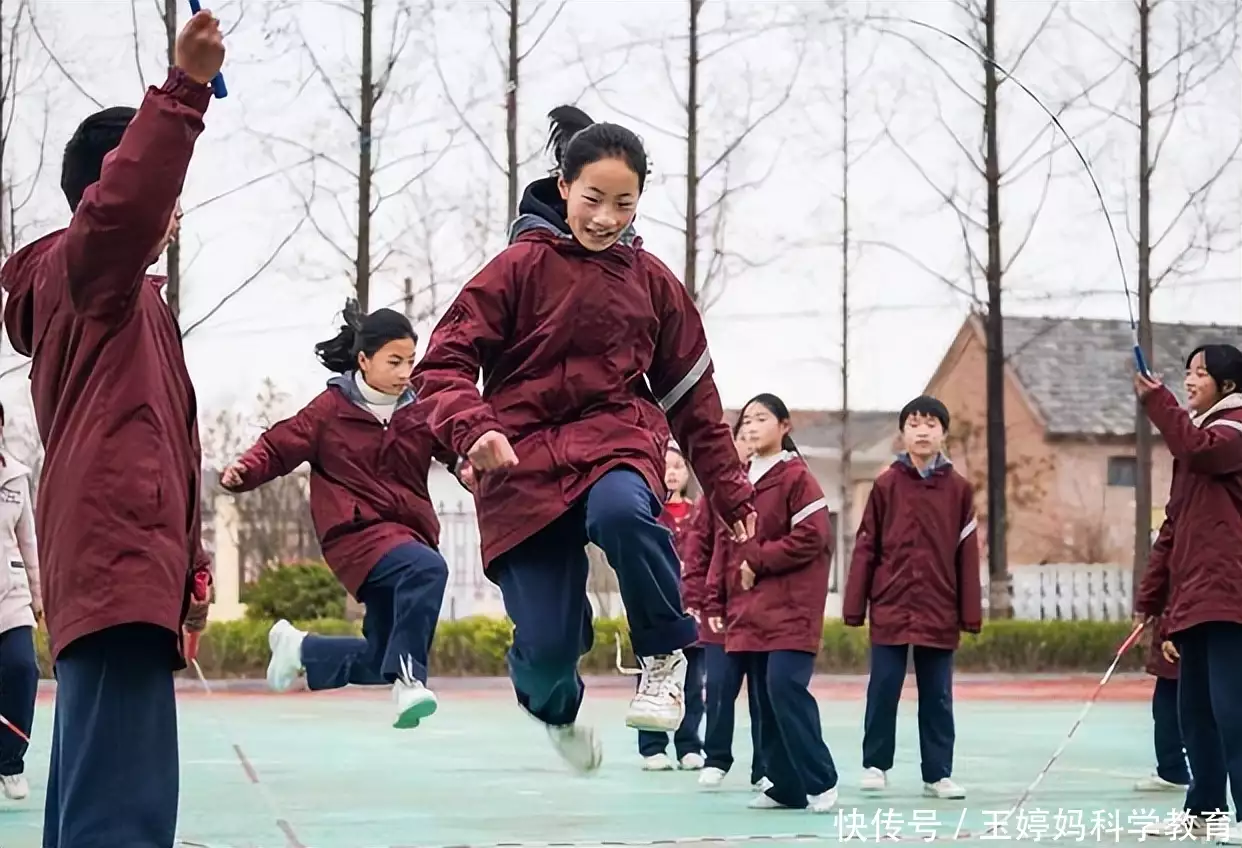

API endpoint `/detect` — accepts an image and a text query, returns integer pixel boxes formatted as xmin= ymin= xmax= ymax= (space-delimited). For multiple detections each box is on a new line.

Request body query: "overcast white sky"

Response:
xmin=1 ymin=0 xmax=1238 ymax=448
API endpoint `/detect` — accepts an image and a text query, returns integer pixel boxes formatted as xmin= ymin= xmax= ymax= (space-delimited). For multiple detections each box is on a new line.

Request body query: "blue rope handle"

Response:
xmin=186 ymin=0 xmax=228 ymax=98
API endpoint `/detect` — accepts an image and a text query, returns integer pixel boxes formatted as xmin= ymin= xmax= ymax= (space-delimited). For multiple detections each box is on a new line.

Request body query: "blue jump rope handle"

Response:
xmin=186 ymin=0 xmax=228 ymax=98
xmin=1134 ymin=343 xmax=1150 ymax=377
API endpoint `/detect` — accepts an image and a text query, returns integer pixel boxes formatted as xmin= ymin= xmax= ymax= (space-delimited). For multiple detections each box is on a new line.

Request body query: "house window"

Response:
xmin=1107 ymin=456 xmax=1137 ymax=488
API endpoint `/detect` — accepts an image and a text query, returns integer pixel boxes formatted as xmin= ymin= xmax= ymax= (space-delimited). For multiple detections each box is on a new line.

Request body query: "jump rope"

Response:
xmin=0 ymin=8 xmax=1153 ymax=842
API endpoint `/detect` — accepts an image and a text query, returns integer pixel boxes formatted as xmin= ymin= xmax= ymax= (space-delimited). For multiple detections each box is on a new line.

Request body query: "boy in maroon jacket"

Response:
xmin=0 ymin=14 xmax=223 ymax=848
xmin=843 ymin=395 xmax=981 ymax=801
xmin=1135 ymin=616 xmax=1190 ymax=792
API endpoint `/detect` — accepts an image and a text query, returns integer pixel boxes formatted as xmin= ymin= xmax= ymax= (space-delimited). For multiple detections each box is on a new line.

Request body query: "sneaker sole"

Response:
xmin=393 ymin=699 xmax=438 ymax=730
xmin=626 ymin=716 xmax=683 ymax=732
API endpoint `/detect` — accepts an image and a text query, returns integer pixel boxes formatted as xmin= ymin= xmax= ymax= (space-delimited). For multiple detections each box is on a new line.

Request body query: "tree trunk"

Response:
xmin=1132 ymin=0 xmax=1153 ymax=602
xmin=356 ymin=0 xmax=374 ymax=311
xmin=164 ymin=0 xmax=180 ymax=318
xmin=982 ymin=0 xmax=1010 ymax=617
xmin=402 ymin=275 xmax=414 ymax=321
xmin=839 ymin=23 xmax=854 ymax=582
xmin=683 ymin=0 xmax=701 ymax=300
xmin=505 ymin=0 xmax=519 ymax=224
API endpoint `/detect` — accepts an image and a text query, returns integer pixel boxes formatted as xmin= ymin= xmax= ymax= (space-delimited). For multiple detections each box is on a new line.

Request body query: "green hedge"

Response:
xmin=33 ymin=618 xmax=1146 ymax=679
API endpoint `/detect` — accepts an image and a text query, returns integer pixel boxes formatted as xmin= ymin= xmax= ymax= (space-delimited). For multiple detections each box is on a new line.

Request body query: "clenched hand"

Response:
xmin=175 ymin=10 xmax=226 ymax=86
xmin=467 ymin=431 xmax=518 ymax=472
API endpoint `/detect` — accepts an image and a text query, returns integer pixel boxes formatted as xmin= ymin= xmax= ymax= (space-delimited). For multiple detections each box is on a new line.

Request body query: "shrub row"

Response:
xmin=32 ymin=617 xmax=1146 ymax=679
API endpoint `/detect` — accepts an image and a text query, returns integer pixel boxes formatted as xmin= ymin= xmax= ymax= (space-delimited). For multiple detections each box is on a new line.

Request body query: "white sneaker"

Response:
xmin=924 ymin=777 xmax=966 ymax=799
xmin=1 ymin=774 xmax=28 ymax=801
xmin=547 ymin=724 xmax=602 ymax=774
xmin=626 ymin=652 xmax=687 ymax=732
xmin=699 ymin=766 xmax=726 ymax=788
xmin=754 ymin=776 xmax=774 ymax=792
xmin=748 ymin=792 xmax=792 ymax=809
xmin=860 ymin=766 xmax=887 ymax=791
xmin=1142 ymin=816 xmax=1206 ymax=839
xmin=643 ymin=753 xmax=674 ymax=771
xmin=1218 ymin=822 xmax=1242 ymax=845
xmin=807 ymin=787 xmax=839 ymax=813
xmin=1134 ymin=772 xmax=1188 ymax=792
xmin=266 ymin=619 xmax=306 ymax=693
xmin=679 ymin=752 xmax=705 ymax=770
xmin=392 ymin=658 xmax=437 ymax=729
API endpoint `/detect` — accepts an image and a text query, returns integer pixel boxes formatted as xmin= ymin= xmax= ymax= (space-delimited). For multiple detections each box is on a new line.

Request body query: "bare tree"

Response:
xmin=581 ymin=1 xmax=808 ymax=308
xmin=0 ymin=0 xmax=53 ymax=263
xmin=256 ymin=0 xmax=459 ymax=312
xmin=1063 ymin=0 xmax=1241 ymax=594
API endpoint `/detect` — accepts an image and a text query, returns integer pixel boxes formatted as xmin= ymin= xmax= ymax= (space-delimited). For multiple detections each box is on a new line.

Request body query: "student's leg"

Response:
xmin=674 ymin=646 xmax=706 ymax=762
xmin=0 ymin=626 xmax=39 ymax=790
xmin=636 ymin=670 xmax=672 ymax=761
xmin=1204 ymin=622 xmax=1242 ymax=822
xmin=912 ymin=645 xmax=957 ymax=787
xmin=43 ymin=624 xmax=178 ymax=848
xmin=585 ymin=468 xmax=697 ymax=658
xmin=42 ymin=694 xmax=61 ymax=847
xmin=1152 ymin=676 xmax=1191 ymax=786
xmin=492 ymin=510 xmax=592 ymax=729
xmin=747 ymin=651 xmax=808 ymax=809
xmin=702 ymin=643 xmax=742 ymax=775
xmin=301 ymin=544 xmax=448 ymax=695
xmin=765 ymin=650 xmax=838 ymax=798
xmin=746 ymin=664 xmax=768 ymax=785
xmin=862 ymin=644 xmax=907 ymax=778
xmin=1175 ymin=625 xmax=1228 ymax=819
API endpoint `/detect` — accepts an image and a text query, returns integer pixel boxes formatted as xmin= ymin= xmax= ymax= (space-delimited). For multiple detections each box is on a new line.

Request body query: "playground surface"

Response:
xmin=0 ymin=674 xmax=1210 ymax=848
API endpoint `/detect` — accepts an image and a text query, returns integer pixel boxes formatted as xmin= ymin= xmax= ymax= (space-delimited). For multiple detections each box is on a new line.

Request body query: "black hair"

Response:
xmin=0 ymin=400 xmax=5 ymax=427
xmin=62 ymin=106 xmax=137 ymax=212
xmin=314 ymin=298 xmax=416 ymax=374
xmin=740 ymin=392 xmax=798 ymax=454
xmin=1186 ymin=343 xmax=1242 ymax=396
xmin=899 ymin=395 xmax=950 ymax=432
xmin=546 ymin=105 xmax=649 ymax=192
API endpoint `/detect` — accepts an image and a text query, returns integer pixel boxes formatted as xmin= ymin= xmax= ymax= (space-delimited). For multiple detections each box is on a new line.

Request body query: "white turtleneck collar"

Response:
xmin=748 ymin=449 xmax=794 ymax=483
xmin=355 ymin=371 xmax=398 ymax=423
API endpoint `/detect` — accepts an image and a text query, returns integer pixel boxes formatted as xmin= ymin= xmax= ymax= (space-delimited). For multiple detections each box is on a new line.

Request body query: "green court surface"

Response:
xmin=0 ymin=676 xmax=1213 ymax=848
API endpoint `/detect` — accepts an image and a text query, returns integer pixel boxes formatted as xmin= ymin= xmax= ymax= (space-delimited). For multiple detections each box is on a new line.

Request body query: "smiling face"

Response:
xmin=1184 ymin=350 xmax=1225 ymax=414
xmin=557 ymin=157 xmax=639 ymax=251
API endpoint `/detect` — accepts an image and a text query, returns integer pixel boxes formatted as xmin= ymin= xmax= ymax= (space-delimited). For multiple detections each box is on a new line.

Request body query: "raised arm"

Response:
xmin=411 ymin=248 xmax=519 ymax=457
xmin=63 ymin=64 xmax=213 ymax=320
xmin=842 ymin=481 xmax=885 ymax=626
xmin=228 ymin=395 xmax=327 ymax=492
xmin=955 ymin=481 xmax=982 ymax=633
xmin=1143 ymin=386 xmax=1242 ymax=475
xmin=742 ymin=468 xmax=831 ymax=578
xmin=645 ymin=257 xmax=753 ymax=529
xmin=15 ymin=476 xmax=41 ymax=617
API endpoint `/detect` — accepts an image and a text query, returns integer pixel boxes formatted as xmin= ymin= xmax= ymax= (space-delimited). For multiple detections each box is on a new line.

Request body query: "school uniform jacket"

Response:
xmin=704 ymin=452 xmax=832 ymax=655
xmin=1135 ymin=390 xmax=1242 ymax=638
xmin=0 ymin=452 xmax=41 ymax=635
xmin=411 ymin=177 xmax=753 ymax=567
xmin=843 ymin=455 xmax=982 ymax=650
xmin=680 ymin=498 xmax=717 ymax=646
xmin=229 ymin=374 xmax=453 ymax=596
xmin=1145 ymin=615 xmax=1177 ymax=679
xmin=0 ymin=68 xmax=213 ymax=665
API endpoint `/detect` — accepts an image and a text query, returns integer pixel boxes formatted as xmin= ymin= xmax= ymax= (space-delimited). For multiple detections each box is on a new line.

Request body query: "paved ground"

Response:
xmin=0 ymin=674 xmax=1207 ymax=847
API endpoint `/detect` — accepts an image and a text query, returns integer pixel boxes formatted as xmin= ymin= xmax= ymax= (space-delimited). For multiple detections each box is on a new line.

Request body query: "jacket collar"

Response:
xmin=1190 ymin=392 xmax=1242 ymax=428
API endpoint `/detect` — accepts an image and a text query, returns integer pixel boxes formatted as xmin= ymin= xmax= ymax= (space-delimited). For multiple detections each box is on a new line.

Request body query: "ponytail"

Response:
xmin=781 ymin=433 xmax=799 ymax=454
xmin=546 ymin=105 xmax=595 ymax=173
xmin=545 ymin=104 xmax=649 ymax=191
xmin=314 ymin=298 xmax=364 ymax=373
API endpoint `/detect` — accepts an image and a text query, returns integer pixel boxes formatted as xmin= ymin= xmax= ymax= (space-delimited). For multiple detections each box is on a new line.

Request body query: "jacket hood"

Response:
xmin=896 ymin=451 xmax=953 ymax=478
xmin=507 ymin=177 xmax=638 ymax=247
xmin=1190 ymin=392 xmax=1242 ymax=428
xmin=0 ymin=231 xmax=60 ymax=356
xmin=327 ymin=371 xmax=415 ymax=412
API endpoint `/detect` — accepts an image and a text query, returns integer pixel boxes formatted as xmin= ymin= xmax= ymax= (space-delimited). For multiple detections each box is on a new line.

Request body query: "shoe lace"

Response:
xmin=637 ymin=653 xmax=681 ymax=698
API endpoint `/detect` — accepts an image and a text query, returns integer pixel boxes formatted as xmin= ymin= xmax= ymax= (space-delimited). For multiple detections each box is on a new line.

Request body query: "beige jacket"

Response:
xmin=0 ymin=451 xmax=41 ymax=634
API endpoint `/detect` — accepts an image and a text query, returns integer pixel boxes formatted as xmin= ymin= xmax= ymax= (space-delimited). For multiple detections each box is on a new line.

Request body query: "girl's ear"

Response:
xmin=557 ymin=176 xmax=571 ymax=201
xmin=1224 ymin=380 xmax=1238 ymax=395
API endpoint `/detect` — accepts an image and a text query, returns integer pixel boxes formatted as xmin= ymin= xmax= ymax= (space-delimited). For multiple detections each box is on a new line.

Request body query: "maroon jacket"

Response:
xmin=411 ymin=179 xmax=753 ymax=566
xmin=0 ymin=69 xmax=213 ymax=664
xmin=704 ymin=454 xmax=833 ymax=655
xmin=681 ymin=498 xmax=717 ymax=646
xmin=1146 ymin=615 xmax=1178 ymax=679
xmin=230 ymin=376 xmax=453 ymax=595
xmin=1135 ymin=388 xmax=1242 ymax=637
xmin=843 ymin=455 xmax=982 ymax=650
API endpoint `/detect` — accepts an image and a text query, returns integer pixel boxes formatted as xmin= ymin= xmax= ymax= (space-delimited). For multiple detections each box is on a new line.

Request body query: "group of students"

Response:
xmin=0 ymin=11 xmax=1238 ymax=846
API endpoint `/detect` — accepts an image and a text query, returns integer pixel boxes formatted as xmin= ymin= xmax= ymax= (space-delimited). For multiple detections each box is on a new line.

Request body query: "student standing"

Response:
xmin=412 ymin=106 xmax=755 ymax=773
xmin=0 ymin=402 xmax=41 ymax=802
xmin=1134 ymin=343 xmax=1242 ymax=843
xmin=843 ymin=395 xmax=981 ymax=801
xmin=1134 ymin=616 xmax=1190 ymax=792
xmin=0 ymin=15 xmax=221 ymax=847
xmin=705 ymin=394 xmax=838 ymax=813
xmin=222 ymin=301 xmax=454 ymax=729
xmin=692 ymin=425 xmax=768 ymax=791
xmin=638 ymin=444 xmax=706 ymax=770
